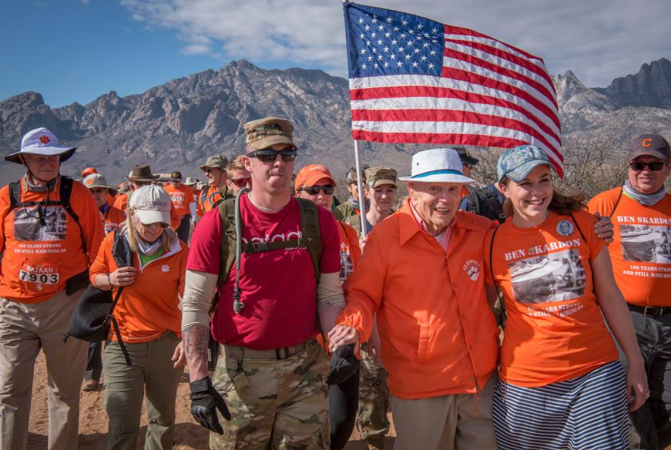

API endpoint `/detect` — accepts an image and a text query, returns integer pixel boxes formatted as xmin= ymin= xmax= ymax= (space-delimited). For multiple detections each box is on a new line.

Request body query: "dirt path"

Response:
xmin=28 ymin=352 xmax=394 ymax=450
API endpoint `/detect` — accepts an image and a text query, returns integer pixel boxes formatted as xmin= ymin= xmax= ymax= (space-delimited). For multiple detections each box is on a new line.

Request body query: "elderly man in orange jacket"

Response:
xmin=329 ymin=148 xmax=500 ymax=450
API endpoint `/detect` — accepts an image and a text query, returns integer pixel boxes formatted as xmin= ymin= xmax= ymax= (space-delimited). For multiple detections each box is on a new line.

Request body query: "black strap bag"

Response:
xmin=64 ymin=231 xmax=134 ymax=365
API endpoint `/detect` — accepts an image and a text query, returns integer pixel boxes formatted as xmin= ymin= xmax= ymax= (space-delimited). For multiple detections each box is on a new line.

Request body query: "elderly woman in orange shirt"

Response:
xmin=90 ymin=185 xmax=188 ymax=450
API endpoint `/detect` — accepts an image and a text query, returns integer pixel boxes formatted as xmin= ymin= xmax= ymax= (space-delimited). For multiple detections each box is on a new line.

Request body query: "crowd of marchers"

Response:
xmin=1 ymin=120 xmax=670 ymax=450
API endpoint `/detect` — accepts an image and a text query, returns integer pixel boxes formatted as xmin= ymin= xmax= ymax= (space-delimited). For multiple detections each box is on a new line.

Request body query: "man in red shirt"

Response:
xmin=181 ymin=117 xmax=344 ymax=449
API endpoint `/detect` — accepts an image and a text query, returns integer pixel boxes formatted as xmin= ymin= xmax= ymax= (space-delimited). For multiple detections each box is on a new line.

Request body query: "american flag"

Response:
xmin=344 ymin=2 xmax=564 ymax=176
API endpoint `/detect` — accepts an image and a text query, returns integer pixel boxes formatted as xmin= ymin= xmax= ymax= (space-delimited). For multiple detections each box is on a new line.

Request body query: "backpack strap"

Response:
xmin=568 ymin=212 xmax=596 ymax=290
xmin=8 ymin=181 xmax=21 ymax=214
xmin=610 ymin=187 xmax=624 ymax=218
xmin=209 ymin=198 xmax=237 ymax=313
xmin=489 ymin=225 xmax=502 ymax=299
xmin=296 ymin=198 xmax=322 ymax=283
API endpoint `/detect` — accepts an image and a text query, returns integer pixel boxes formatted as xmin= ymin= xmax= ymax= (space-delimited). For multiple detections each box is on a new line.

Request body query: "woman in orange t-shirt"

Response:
xmin=484 ymin=145 xmax=647 ymax=450
xmin=89 ymin=185 xmax=188 ymax=450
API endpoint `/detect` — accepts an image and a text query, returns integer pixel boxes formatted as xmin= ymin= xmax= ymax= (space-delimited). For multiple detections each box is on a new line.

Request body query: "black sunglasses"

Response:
xmin=231 ymin=178 xmax=250 ymax=187
xmin=300 ymin=185 xmax=335 ymax=195
xmin=630 ymin=162 xmax=666 ymax=172
xmin=249 ymin=150 xmax=297 ymax=163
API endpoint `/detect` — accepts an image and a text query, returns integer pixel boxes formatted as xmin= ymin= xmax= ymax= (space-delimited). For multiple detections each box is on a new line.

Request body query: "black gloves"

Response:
xmin=326 ymin=344 xmax=360 ymax=385
xmin=190 ymin=377 xmax=231 ymax=434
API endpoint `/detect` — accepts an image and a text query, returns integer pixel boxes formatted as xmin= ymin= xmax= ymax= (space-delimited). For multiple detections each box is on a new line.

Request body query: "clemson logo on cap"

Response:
xmin=643 ymin=138 xmax=653 ymax=148
xmin=85 ymin=178 xmax=93 ymax=186
xmin=39 ymin=135 xmax=51 ymax=144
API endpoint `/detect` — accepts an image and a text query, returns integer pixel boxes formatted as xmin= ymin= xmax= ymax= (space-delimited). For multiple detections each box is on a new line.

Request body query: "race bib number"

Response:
xmin=19 ymin=270 xmax=60 ymax=285
xmin=18 ymin=264 xmax=61 ymax=294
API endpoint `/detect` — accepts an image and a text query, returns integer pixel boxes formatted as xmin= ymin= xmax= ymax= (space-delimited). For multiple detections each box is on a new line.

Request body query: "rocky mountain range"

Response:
xmin=2 ymin=58 xmax=671 ymax=184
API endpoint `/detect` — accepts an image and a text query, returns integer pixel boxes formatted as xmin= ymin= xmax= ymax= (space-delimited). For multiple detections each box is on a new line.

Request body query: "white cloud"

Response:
xmin=120 ymin=0 xmax=671 ymax=87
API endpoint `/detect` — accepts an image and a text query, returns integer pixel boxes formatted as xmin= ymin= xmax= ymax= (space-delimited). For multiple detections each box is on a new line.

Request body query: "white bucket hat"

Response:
xmin=399 ymin=148 xmax=475 ymax=184
xmin=5 ymin=127 xmax=76 ymax=164
xmin=128 ymin=185 xmax=171 ymax=225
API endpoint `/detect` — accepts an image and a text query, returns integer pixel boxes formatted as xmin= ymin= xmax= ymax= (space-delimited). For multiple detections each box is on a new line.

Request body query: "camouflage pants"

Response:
xmin=210 ymin=339 xmax=330 ymax=450
xmin=356 ymin=344 xmax=390 ymax=440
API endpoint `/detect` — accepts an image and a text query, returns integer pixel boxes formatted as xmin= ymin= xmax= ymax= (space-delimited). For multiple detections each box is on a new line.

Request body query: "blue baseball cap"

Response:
xmin=497 ymin=145 xmax=554 ymax=183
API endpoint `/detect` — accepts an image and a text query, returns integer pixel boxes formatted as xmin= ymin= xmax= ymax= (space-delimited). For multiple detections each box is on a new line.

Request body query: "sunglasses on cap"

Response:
xmin=231 ymin=178 xmax=251 ymax=188
xmin=630 ymin=162 xmax=667 ymax=172
xmin=248 ymin=150 xmax=297 ymax=163
xmin=299 ymin=185 xmax=335 ymax=195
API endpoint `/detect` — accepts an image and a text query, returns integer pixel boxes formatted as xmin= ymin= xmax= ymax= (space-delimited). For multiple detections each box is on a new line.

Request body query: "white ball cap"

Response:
xmin=398 ymin=148 xmax=475 ymax=184
xmin=129 ymin=185 xmax=171 ymax=225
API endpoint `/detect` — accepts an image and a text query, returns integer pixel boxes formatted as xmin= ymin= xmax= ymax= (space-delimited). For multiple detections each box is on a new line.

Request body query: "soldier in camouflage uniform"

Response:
xmin=333 ymin=165 xmax=370 ymax=221
xmin=181 ymin=117 xmax=347 ymax=450
xmin=357 ymin=343 xmax=390 ymax=450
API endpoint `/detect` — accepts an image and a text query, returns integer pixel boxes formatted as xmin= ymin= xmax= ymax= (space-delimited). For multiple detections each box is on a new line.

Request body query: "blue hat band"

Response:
xmin=413 ymin=169 xmax=463 ymax=179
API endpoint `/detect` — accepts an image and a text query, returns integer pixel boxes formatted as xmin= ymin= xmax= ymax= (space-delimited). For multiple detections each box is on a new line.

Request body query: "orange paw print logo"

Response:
xmin=39 ymin=135 xmax=51 ymax=144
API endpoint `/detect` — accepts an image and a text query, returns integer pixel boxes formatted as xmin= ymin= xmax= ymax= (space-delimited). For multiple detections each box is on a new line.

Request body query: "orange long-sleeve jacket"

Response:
xmin=338 ymin=200 xmax=500 ymax=399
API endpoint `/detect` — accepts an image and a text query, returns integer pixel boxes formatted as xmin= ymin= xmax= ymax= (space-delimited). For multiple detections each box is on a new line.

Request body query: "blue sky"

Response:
xmin=2 ymin=0 xmax=670 ymax=108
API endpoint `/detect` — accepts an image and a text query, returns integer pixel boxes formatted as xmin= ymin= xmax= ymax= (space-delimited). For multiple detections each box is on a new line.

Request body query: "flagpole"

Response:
xmin=353 ymin=140 xmax=367 ymax=240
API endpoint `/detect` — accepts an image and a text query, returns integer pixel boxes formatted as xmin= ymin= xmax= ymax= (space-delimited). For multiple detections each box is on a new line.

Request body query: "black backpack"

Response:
xmin=65 ymin=232 xmax=134 ymax=365
xmin=466 ymin=186 xmax=506 ymax=224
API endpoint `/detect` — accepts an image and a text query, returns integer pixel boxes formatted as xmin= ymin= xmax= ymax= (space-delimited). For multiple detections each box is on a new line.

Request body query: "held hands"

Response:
xmin=328 ymin=325 xmax=360 ymax=354
xmin=325 ymin=343 xmax=360 ymax=385
xmin=109 ymin=266 xmax=138 ymax=287
xmin=190 ymin=377 xmax=232 ymax=434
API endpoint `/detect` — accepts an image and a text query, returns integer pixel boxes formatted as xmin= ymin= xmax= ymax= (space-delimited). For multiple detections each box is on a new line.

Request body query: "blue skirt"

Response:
xmin=493 ymin=361 xmax=629 ymax=450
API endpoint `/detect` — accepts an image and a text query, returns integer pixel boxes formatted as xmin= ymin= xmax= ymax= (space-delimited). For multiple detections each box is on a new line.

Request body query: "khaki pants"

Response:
xmin=103 ymin=332 xmax=184 ymax=450
xmin=390 ymin=374 xmax=497 ymax=450
xmin=0 ymin=289 xmax=88 ymax=450
xmin=210 ymin=339 xmax=330 ymax=450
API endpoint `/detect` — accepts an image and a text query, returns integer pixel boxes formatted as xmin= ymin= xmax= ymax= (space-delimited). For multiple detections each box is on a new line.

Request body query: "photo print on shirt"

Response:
xmin=13 ymin=206 xmax=68 ymax=241
xmin=620 ymin=224 xmax=671 ymax=264
xmin=509 ymin=249 xmax=586 ymax=304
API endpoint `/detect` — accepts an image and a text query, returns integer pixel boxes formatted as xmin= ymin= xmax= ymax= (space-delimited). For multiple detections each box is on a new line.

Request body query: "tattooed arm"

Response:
xmin=182 ymin=270 xmax=218 ymax=382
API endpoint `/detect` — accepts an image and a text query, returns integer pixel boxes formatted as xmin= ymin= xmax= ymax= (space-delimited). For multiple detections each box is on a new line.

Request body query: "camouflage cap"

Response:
xmin=198 ymin=155 xmax=228 ymax=171
xmin=365 ymin=167 xmax=398 ymax=189
xmin=244 ymin=117 xmax=297 ymax=151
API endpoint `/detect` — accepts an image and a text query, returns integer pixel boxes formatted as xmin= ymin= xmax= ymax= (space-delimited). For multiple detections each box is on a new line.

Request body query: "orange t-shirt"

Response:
xmin=164 ymin=184 xmax=195 ymax=218
xmin=100 ymin=206 xmax=126 ymax=235
xmin=484 ymin=211 xmax=618 ymax=387
xmin=89 ymin=232 xmax=187 ymax=343
xmin=588 ymin=188 xmax=671 ymax=307
xmin=337 ymin=221 xmax=361 ymax=284
xmin=113 ymin=192 xmax=128 ymax=213
xmin=0 ymin=177 xmax=104 ymax=303
xmin=198 ymin=185 xmax=226 ymax=216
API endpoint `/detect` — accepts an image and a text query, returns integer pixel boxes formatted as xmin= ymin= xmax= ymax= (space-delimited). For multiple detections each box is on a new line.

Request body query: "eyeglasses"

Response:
xmin=231 ymin=178 xmax=250 ymax=188
xmin=203 ymin=168 xmax=220 ymax=174
xmin=630 ymin=162 xmax=666 ymax=172
xmin=248 ymin=150 xmax=297 ymax=163
xmin=140 ymin=222 xmax=169 ymax=229
xmin=299 ymin=185 xmax=335 ymax=195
